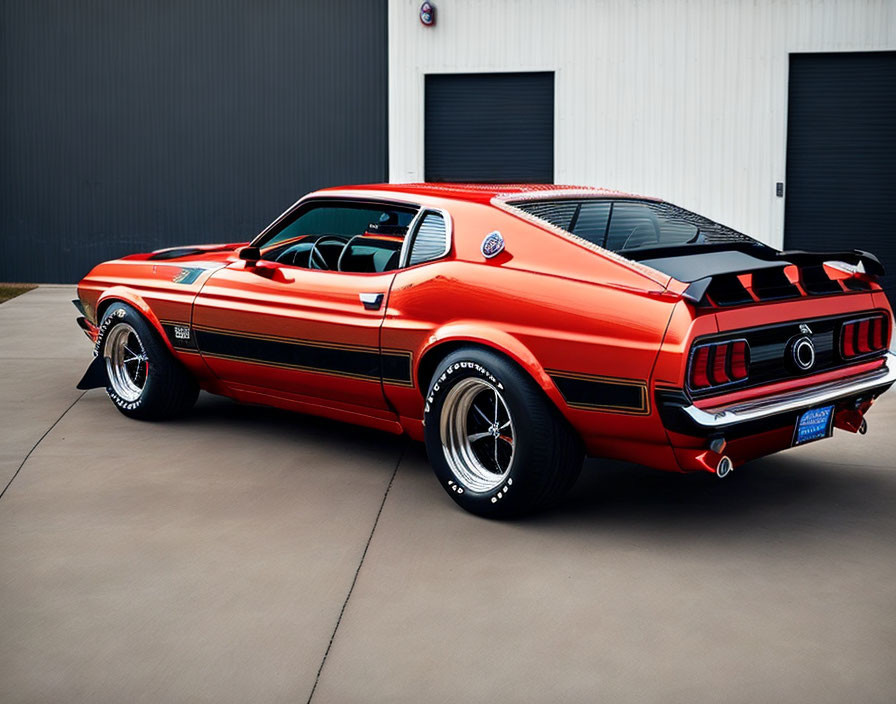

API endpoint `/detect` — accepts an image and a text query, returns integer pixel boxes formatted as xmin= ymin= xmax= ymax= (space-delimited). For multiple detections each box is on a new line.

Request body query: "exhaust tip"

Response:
xmin=716 ymin=456 xmax=733 ymax=478
xmin=709 ymin=437 xmax=727 ymax=454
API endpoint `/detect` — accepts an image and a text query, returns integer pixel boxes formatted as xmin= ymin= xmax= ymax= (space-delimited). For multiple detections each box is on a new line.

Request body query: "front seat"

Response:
xmin=338 ymin=236 xmax=403 ymax=273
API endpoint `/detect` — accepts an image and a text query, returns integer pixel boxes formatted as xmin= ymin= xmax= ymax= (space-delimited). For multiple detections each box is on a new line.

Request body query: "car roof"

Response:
xmin=313 ymin=182 xmax=659 ymax=205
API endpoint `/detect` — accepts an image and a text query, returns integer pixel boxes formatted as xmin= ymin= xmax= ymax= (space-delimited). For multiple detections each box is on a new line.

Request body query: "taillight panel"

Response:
xmin=840 ymin=315 xmax=889 ymax=360
xmin=688 ymin=339 xmax=750 ymax=391
xmin=686 ymin=311 xmax=890 ymax=397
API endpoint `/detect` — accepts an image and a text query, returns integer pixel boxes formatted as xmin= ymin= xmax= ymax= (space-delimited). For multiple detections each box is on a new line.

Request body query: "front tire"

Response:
xmin=99 ymin=303 xmax=198 ymax=420
xmin=424 ymin=348 xmax=583 ymax=517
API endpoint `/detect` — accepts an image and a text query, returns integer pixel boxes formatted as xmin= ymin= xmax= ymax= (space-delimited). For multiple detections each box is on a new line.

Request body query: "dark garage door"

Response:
xmin=425 ymin=72 xmax=554 ymax=183
xmin=0 ymin=0 xmax=387 ymax=283
xmin=785 ymin=52 xmax=896 ymax=292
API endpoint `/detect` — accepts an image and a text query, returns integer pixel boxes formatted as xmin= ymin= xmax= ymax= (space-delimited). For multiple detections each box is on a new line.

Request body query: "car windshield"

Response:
xmin=513 ymin=199 xmax=764 ymax=254
xmin=261 ymin=203 xmax=418 ymax=250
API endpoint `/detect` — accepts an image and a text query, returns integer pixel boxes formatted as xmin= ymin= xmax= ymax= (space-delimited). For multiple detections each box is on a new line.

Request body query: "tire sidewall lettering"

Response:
xmin=426 ymin=360 xmax=503 ymax=406
xmin=100 ymin=306 xmax=147 ymax=412
xmin=94 ymin=306 xmax=126 ymax=358
xmin=107 ymin=387 xmax=144 ymax=412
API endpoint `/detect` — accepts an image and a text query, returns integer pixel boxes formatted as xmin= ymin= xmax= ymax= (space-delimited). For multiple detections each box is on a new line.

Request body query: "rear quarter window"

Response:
xmin=408 ymin=212 xmax=449 ymax=266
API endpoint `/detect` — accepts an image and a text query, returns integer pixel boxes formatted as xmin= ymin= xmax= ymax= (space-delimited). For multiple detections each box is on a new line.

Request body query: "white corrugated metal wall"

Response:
xmin=388 ymin=0 xmax=895 ymax=248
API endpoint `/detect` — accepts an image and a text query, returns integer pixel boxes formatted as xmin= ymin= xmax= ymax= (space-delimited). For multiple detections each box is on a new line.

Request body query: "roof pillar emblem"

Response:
xmin=481 ymin=231 xmax=505 ymax=259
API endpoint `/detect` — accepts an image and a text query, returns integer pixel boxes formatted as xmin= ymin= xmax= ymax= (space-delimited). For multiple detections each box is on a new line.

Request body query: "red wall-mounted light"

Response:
xmin=420 ymin=2 xmax=436 ymax=27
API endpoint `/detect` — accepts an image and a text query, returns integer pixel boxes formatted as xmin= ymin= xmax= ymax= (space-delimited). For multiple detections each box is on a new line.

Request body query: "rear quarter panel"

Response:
xmin=382 ymin=201 xmax=680 ymax=464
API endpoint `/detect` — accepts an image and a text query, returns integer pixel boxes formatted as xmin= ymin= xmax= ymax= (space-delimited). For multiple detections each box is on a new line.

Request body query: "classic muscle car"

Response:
xmin=74 ymin=183 xmax=895 ymax=516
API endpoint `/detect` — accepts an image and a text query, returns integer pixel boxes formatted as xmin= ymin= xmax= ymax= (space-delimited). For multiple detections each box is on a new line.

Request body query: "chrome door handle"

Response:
xmin=359 ymin=292 xmax=384 ymax=310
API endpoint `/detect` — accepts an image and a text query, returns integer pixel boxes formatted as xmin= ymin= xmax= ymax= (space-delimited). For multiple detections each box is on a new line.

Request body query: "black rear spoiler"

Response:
xmin=775 ymin=249 xmax=884 ymax=276
xmin=672 ymin=248 xmax=885 ymax=305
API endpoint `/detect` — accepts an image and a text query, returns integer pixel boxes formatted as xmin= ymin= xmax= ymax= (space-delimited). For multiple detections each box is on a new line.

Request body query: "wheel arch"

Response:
xmin=96 ymin=288 xmax=176 ymax=355
xmin=415 ymin=325 xmax=571 ymax=421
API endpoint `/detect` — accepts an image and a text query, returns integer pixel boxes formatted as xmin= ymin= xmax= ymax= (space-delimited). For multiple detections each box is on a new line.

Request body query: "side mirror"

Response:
xmin=237 ymin=246 xmax=261 ymax=264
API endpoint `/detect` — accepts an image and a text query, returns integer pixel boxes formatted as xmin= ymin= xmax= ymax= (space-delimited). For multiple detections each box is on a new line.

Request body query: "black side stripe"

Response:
xmin=162 ymin=322 xmax=413 ymax=387
xmin=548 ymin=370 xmax=649 ymax=415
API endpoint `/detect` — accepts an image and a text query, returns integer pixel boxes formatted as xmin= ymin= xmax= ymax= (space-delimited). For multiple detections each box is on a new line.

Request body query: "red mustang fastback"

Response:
xmin=75 ymin=183 xmax=895 ymax=516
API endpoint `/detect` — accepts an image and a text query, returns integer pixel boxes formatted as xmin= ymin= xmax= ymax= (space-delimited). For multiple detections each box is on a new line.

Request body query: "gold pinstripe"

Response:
xmin=546 ymin=369 xmax=650 ymax=415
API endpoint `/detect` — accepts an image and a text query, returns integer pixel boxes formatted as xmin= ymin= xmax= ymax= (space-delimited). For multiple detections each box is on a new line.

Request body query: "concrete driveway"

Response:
xmin=1 ymin=286 xmax=895 ymax=703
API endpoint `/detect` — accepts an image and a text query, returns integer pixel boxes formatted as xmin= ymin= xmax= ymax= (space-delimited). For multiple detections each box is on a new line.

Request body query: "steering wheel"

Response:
xmin=274 ymin=241 xmax=313 ymax=267
xmin=308 ymin=236 xmax=349 ymax=270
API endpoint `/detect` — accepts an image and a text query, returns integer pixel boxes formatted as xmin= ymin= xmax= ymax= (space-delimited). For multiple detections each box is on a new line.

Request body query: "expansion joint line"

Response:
xmin=306 ymin=439 xmax=407 ymax=704
xmin=0 ymin=391 xmax=86 ymax=502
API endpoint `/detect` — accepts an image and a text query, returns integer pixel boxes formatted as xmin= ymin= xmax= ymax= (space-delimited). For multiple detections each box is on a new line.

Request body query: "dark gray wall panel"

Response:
xmin=784 ymin=52 xmax=896 ymax=292
xmin=0 ymin=0 xmax=387 ymax=282
xmin=425 ymin=72 xmax=554 ymax=183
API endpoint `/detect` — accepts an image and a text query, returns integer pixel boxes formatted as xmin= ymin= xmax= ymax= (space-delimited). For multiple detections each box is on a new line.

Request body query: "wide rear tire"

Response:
xmin=424 ymin=348 xmax=583 ymax=517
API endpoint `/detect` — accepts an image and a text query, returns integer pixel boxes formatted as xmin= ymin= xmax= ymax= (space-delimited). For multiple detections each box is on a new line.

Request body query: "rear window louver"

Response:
xmin=408 ymin=212 xmax=448 ymax=266
xmin=515 ymin=201 xmax=579 ymax=231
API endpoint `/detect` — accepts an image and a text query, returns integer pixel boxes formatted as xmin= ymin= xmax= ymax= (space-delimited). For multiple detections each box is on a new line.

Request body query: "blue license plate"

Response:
xmin=793 ymin=405 xmax=835 ymax=445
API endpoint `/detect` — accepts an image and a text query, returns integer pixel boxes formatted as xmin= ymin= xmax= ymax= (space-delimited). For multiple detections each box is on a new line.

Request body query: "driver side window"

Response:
xmin=260 ymin=202 xmax=418 ymax=272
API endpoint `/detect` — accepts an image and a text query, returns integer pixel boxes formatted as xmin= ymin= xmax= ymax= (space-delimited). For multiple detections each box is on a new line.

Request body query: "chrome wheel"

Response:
xmin=440 ymin=377 xmax=515 ymax=492
xmin=104 ymin=323 xmax=149 ymax=402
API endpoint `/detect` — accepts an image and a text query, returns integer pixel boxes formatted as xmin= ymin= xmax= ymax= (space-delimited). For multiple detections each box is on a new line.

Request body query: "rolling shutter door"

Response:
xmin=784 ymin=52 xmax=896 ymax=292
xmin=424 ymin=72 xmax=554 ymax=183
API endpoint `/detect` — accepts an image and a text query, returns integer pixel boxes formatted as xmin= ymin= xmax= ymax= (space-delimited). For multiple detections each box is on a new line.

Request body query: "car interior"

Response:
xmin=260 ymin=207 xmax=413 ymax=273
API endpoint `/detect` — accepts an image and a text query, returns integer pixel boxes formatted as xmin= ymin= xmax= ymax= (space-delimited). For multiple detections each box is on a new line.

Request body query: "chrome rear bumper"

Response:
xmin=681 ymin=353 xmax=896 ymax=429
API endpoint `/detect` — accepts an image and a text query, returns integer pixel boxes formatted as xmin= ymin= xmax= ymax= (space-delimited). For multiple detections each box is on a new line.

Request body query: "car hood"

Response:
xmin=142 ymin=242 xmax=249 ymax=263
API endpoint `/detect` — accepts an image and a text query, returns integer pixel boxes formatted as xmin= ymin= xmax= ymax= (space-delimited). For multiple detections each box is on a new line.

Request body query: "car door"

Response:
xmin=190 ymin=199 xmax=418 ymax=414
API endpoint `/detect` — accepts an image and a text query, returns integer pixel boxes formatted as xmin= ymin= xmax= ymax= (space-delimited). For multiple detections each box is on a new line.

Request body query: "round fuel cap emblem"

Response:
xmin=792 ymin=336 xmax=815 ymax=371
